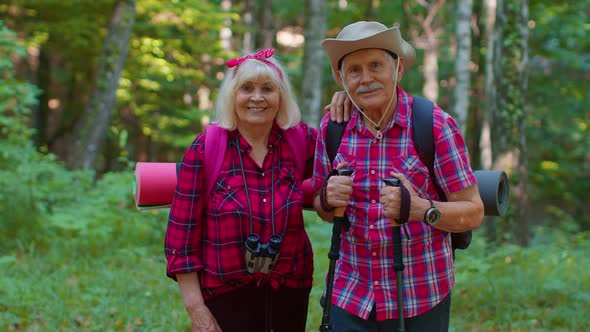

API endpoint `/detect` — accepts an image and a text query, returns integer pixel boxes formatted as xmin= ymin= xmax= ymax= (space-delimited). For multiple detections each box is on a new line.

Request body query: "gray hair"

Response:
xmin=214 ymin=55 xmax=301 ymax=130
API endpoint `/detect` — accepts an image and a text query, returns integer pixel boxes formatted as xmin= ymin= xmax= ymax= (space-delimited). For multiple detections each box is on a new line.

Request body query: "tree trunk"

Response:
xmin=256 ymin=0 xmax=275 ymax=49
xmin=490 ymin=0 xmax=530 ymax=246
xmin=33 ymin=46 xmax=51 ymax=149
xmin=66 ymin=0 xmax=136 ymax=171
xmin=481 ymin=0 xmax=497 ymax=243
xmin=243 ymin=0 xmax=255 ymax=52
xmin=300 ymin=0 xmax=327 ymax=128
xmin=454 ymin=0 xmax=473 ymax=134
xmin=514 ymin=0 xmax=529 ymax=247
xmin=404 ymin=0 xmax=446 ymax=103
xmin=422 ymin=44 xmax=440 ymax=102
xmin=466 ymin=0 xmax=484 ymax=170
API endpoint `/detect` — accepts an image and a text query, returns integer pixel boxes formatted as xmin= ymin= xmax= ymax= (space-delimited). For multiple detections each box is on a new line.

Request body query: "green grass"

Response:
xmin=1 ymin=187 xmax=589 ymax=331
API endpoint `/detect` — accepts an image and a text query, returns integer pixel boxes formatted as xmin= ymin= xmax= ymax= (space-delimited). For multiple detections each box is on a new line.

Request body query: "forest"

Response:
xmin=0 ymin=0 xmax=588 ymax=331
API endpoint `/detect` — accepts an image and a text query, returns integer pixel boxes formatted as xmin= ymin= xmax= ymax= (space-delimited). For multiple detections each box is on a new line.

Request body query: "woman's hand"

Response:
xmin=187 ymin=303 xmax=222 ymax=332
xmin=177 ymin=273 xmax=222 ymax=332
xmin=324 ymin=91 xmax=352 ymax=123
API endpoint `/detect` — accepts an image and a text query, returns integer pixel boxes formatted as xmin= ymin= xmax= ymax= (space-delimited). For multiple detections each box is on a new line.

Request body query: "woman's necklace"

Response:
xmin=235 ymin=134 xmax=276 ymax=236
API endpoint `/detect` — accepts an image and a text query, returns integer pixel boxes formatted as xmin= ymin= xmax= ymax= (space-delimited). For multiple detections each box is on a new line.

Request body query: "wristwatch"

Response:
xmin=424 ymin=198 xmax=441 ymax=226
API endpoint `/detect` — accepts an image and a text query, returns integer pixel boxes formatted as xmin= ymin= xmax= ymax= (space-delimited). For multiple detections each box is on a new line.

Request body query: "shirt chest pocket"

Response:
xmin=388 ymin=155 xmax=431 ymax=196
xmin=211 ymin=174 xmax=247 ymax=213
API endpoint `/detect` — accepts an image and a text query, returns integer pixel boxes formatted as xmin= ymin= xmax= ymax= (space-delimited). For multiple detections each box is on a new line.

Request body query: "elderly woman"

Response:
xmin=164 ymin=49 xmax=317 ymax=332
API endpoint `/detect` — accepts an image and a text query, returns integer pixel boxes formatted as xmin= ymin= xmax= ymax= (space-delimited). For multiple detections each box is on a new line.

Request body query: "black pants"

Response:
xmin=205 ymin=283 xmax=311 ymax=332
xmin=329 ymin=293 xmax=451 ymax=332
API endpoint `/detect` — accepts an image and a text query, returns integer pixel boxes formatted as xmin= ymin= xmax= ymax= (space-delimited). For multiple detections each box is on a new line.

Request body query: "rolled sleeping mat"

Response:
xmin=133 ymin=162 xmax=178 ymax=210
xmin=133 ymin=162 xmax=316 ymax=210
xmin=474 ymin=170 xmax=510 ymax=217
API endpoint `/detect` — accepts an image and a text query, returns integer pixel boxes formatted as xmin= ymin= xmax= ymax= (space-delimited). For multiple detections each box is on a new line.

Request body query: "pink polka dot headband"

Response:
xmin=226 ymin=48 xmax=283 ymax=80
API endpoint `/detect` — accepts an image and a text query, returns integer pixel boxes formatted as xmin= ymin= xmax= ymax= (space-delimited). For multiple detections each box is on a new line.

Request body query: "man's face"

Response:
xmin=339 ymin=49 xmax=401 ymax=113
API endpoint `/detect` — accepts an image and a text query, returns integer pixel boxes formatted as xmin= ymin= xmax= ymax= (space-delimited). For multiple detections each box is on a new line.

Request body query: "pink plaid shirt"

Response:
xmin=165 ymin=122 xmax=317 ymax=300
xmin=311 ymin=87 xmax=477 ymax=321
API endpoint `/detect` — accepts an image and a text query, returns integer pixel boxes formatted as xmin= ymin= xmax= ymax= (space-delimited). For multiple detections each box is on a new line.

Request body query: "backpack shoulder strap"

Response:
xmin=203 ymin=124 xmax=227 ymax=200
xmin=411 ymin=96 xmax=447 ymax=201
xmin=283 ymin=124 xmax=307 ymax=180
xmin=326 ymin=119 xmax=347 ymax=164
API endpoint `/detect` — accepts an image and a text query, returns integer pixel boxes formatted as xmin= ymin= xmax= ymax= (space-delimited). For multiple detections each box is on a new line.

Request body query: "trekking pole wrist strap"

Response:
xmin=398 ymin=184 xmax=411 ymax=224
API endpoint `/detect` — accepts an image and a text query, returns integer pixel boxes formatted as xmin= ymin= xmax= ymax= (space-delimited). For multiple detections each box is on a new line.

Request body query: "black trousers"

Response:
xmin=328 ymin=293 xmax=451 ymax=332
xmin=205 ymin=283 xmax=311 ymax=332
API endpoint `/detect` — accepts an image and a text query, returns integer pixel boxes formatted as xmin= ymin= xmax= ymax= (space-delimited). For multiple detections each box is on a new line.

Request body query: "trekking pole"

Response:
xmin=383 ymin=178 xmax=407 ymax=332
xmin=320 ymin=168 xmax=354 ymax=332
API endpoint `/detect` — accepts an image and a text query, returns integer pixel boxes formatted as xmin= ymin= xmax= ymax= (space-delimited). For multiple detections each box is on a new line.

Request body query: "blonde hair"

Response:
xmin=214 ymin=55 xmax=301 ymax=130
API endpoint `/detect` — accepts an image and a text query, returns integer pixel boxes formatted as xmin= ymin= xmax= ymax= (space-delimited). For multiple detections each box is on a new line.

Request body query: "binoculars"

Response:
xmin=244 ymin=233 xmax=282 ymax=274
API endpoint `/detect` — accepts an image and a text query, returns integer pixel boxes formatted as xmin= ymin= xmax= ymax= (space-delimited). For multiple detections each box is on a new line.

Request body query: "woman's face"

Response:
xmin=234 ymin=76 xmax=280 ymax=129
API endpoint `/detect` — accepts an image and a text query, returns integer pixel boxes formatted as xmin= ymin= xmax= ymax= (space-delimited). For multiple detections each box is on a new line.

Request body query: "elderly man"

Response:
xmin=312 ymin=21 xmax=484 ymax=331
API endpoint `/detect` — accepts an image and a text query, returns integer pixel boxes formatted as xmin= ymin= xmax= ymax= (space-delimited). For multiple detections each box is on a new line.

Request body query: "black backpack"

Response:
xmin=325 ymin=96 xmax=472 ymax=251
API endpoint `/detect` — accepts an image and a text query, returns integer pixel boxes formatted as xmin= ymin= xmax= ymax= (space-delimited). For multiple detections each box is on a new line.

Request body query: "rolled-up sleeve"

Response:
xmin=433 ymin=108 xmax=477 ymax=194
xmin=164 ymin=134 xmax=206 ymax=280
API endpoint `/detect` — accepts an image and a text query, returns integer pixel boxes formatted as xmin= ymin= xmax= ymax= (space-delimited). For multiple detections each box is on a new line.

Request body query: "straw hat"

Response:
xmin=322 ymin=21 xmax=416 ymax=84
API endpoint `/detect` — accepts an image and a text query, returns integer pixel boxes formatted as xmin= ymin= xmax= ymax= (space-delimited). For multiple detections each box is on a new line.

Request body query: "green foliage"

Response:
xmin=526 ymin=0 xmax=590 ymax=230
xmin=452 ymin=228 xmax=590 ymax=331
xmin=1 ymin=205 xmax=588 ymax=331
xmin=0 ymin=21 xmax=39 ymax=142
xmin=119 ymin=0 xmax=239 ymax=160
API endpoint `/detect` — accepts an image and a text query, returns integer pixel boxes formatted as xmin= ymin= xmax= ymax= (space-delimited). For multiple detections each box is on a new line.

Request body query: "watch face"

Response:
xmin=426 ymin=208 xmax=441 ymax=225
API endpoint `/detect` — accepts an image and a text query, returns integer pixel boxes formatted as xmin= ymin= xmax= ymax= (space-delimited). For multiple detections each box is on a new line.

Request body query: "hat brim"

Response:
xmin=322 ymin=27 xmax=415 ymax=84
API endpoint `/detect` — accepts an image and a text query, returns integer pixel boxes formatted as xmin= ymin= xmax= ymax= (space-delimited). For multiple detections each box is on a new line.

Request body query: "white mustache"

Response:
xmin=355 ymin=82 xmax=384 ymax=93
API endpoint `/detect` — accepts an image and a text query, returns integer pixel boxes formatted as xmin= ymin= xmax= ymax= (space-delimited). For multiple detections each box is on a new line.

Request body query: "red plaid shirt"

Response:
xmin=311 ymin=87 xmax=477 ymax=321
xmin=165 ymin=122 xmax=317 ymax=300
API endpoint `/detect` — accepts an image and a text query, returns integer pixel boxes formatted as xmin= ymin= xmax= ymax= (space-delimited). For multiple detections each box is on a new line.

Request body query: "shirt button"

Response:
xmin=369 ymin=224 xmax=374 ymax=229
xmin=261 ymin=173 xmax=265 ymax=177
xmin=370 ymin=170 xmax=375 ymax=175
xmin=262 ymin=198 xmax=267 ymax=203
xmin=372 ymin=252 xmax=377 ymax=257
xmin=374 ymin=281 xmax=379 ymax=286
xmin=371 ymin=199 xmax=376 ymax=204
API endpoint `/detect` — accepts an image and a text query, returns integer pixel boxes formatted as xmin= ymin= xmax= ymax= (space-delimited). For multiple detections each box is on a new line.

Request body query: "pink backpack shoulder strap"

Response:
xmin=203 ymin=124 xmax=227 ymax=202
xmin=283 ymin=124 xmax=306 ymax=181
xmin=284 ymin=124 xmax=314 ymax=209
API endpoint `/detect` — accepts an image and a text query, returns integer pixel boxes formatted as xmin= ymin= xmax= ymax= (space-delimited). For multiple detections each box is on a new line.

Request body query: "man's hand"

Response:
xmin=380 ymin=172 xmax=428 ymax=222
xmin=325 ymin=162 xmax=354 ymax=209
xmin=324 ymin=91 xmax=353 ymax=123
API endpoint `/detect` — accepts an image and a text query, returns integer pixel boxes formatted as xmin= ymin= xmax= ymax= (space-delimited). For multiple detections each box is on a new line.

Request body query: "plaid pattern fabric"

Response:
xmin=165 ymin=122 xmax=317 ymax=300
xmin=311 ymin=87 xmax=477 ymax=320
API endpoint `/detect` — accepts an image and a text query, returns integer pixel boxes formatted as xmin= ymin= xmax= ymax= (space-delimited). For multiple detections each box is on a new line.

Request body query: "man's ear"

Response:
xmin=333 ymin=70 xmax=344 ymax=87
xmin=397 ymin=58 xmax=405 ymax=82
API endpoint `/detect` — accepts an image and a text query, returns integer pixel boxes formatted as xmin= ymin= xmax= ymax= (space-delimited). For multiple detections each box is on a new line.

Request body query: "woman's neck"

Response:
xmin=238 ymin=123 xmax=272 ymax=146
xmin=237 ymin=124 xmax=272 ymax=167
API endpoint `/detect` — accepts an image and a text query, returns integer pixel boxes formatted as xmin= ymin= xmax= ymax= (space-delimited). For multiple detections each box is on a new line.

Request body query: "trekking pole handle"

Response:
xmin=383 ymin=177 xmax=406 ymax=332
xmin=332 ymin=168 xmax=353 ymax=218
xmin=382 ymin=177 xmax=405 ymax=271
xmin=383 ymin=178 xmax=401 ymax=188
